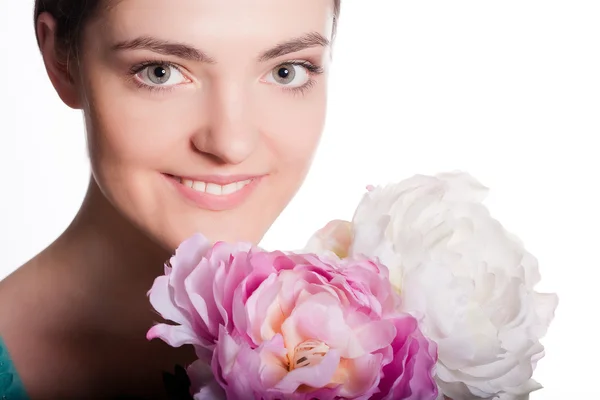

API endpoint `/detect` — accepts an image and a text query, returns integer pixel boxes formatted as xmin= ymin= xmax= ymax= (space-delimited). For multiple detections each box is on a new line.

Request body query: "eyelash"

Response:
xmin=281 ymin=60 xmax=322 ymax=96
xmin=128 ymin=59 xmax=324 ymax=95
xmin=128 ymin=60 xmax=183 ymax=94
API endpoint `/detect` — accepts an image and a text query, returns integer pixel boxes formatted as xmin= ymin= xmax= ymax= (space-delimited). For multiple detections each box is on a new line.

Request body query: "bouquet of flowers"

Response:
xmin=148 ymin=171 xmax=558 ymax=400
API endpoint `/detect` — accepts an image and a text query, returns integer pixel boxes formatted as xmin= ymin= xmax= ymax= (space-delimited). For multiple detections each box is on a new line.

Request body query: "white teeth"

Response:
xmin=205 ymin=183 xmax=222 ymax=195
xmin=237 ymin=179 xmax=252 ymax=190
xmin=192 ymin=181 xmax=206 ymax=192
xmin=221 ymin=182 xmax=238 ymax=195
xmin=179 ymin=177 xmax=253 ymax=195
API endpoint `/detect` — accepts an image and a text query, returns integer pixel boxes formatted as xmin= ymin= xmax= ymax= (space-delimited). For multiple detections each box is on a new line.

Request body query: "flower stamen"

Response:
xmin=289 ymin=339 xmax=330 ymax=370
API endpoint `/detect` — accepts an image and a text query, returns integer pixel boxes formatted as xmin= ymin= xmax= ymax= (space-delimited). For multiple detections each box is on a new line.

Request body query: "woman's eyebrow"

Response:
xmin=258 ymin=32 xmax=330 ymax=62
xmin=111 ymin=36 xmax=217 ymax=63
xmin=111 ymin=31 xmax=330 ymax=63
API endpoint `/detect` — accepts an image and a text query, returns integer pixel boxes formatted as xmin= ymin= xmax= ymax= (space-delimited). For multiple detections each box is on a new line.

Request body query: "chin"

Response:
xmin=194 ymin=225 xmax=269 ymax=246
xmin=149 ymin=221 xmax=269 ymax=254
xmin=128 ymin=182 xmax=285 ymax=253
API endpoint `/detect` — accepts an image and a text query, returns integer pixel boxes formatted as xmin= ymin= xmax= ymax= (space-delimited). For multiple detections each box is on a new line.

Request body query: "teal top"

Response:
xmin=0 ymin=337 xmax=29 ymax=399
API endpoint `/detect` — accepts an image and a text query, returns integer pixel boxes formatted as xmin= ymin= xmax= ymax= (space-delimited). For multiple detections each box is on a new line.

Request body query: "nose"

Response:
xmin=191 ymin=82 xmax=259 ymax=165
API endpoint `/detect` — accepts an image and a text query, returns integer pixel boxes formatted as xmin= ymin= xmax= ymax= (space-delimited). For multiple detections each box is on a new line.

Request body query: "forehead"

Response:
xmin=98 ymin=0 xmax=334 ymax=53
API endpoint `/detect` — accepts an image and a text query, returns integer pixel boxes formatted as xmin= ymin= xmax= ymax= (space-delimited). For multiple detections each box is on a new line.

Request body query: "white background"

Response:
xmin=1 ymin=1 xmax=598 ymax=398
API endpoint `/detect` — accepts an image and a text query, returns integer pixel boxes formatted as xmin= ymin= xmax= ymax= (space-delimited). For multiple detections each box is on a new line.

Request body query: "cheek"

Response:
xmin=261 ymin=85 xmax=328 ymax=175
xmin=82 ymin=74 xmax=201 ymax=174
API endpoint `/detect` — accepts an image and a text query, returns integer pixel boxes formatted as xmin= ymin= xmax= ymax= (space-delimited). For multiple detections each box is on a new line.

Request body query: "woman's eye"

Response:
xmin=136 ymin=64 xmax=188 ymax=87
xmin=265 ymin=64 xmax=310 ymax=88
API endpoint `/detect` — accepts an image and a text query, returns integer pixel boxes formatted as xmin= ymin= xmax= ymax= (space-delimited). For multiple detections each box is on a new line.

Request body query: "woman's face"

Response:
xmin=75 ymin=0 xmax=334 ymax=249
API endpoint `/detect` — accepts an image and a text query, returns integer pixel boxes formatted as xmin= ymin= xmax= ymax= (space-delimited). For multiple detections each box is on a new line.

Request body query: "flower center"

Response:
xmin=289 ymin=339 xmax=330 ymax=370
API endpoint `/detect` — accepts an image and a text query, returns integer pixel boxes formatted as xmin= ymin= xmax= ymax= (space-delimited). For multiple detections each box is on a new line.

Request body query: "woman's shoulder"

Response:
xmin=0 ymin=336 xmax=29 ymax=399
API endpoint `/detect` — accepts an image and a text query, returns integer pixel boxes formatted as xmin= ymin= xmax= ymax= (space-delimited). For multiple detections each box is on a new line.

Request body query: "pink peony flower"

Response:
xmin=148 ymin=234 xmax=438 ymax=399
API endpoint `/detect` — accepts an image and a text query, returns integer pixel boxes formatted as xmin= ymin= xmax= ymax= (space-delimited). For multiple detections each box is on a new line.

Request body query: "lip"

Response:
xmin=176 ymin=174 xmax=261 ymax=185
xmin=164 ymin=173 xmax=264 ymax=211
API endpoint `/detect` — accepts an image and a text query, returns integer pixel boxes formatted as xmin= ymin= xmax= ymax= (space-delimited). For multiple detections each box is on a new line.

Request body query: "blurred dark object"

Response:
xmin=163 ymin=365 xmax=193 ymax=400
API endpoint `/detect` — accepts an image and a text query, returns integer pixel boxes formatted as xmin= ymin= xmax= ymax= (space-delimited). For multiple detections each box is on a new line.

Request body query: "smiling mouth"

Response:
xmin=170 ymin=176 xmax=254 ymax=196
xmin=164 ymin=173 xmax=262 ymax=211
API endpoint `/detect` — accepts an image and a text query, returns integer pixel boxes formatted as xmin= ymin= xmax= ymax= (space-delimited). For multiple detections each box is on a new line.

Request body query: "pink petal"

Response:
xmin=253 ymin=334 xmax=289 ymax=388
xmin=193 ymin=380 xmax=226 ymax=400
xmin=146 ymin=323 xmax=201 ymax=348
xmin=282 ymin=292 xmax=352 ymax=355
xmin=148 ymin=275 xmax=189 ymax=326
xmin=338 ymin=353 xmax=384 ymax=399
xmin=170 ymin=234 xmax=213 ymax=312
xmin=354 ymin=319 xmax=397 ymax=354
xmin=244 ymin=273 xmax=281 ymax=344
xmin=374 ymin=315 xmax=438 ymax=400
xmin=217 ymin=252 xmax=254 ymax=330
xmin=186 ymin=261 xmax=221 ymax=339
xmin=187 ymin=359 xmax=217 ymax=395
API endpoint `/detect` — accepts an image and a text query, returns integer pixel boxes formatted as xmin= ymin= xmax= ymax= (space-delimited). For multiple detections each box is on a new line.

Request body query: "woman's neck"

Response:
xmin=0 ymin=177 xmax=196 ymax=399
xmin=33 ymin=177 xmax=172 ymax=336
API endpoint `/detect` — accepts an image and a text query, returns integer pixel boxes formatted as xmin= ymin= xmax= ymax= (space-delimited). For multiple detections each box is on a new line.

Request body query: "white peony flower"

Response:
xmin=306 ymin=171 xmax=558 ymax=400
xmin=304 ymin=219 xmax=353 ymax=259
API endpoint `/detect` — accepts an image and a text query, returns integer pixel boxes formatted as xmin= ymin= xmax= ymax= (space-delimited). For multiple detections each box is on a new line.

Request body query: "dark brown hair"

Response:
xmin=34 ymin=0 xmax=341 ymax=66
